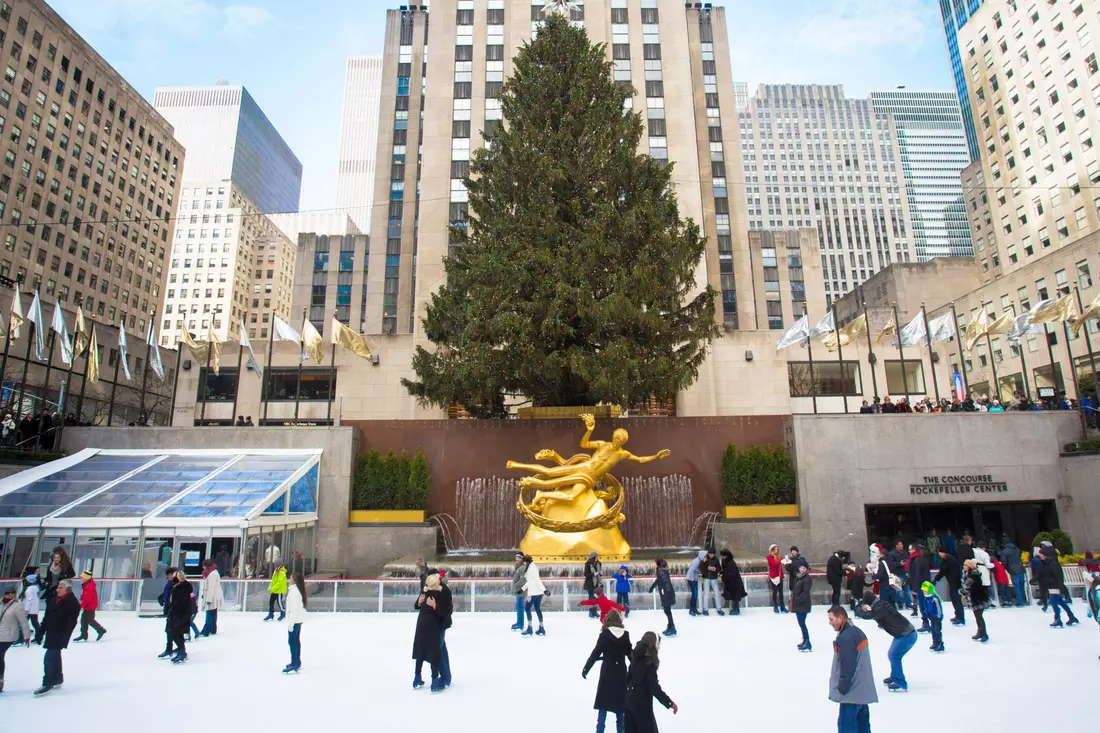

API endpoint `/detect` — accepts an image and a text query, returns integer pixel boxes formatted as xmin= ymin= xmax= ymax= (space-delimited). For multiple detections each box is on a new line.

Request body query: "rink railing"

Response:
xmin=0 ymin=571 xmax=1048 ymax=614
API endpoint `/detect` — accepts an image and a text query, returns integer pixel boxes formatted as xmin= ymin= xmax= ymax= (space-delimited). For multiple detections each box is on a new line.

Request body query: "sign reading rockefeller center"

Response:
xmin=909 ymin=474 xmax=1009 ymax=497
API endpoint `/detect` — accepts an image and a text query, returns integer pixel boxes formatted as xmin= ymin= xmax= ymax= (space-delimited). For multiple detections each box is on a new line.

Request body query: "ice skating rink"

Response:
xmin=1 ymin=605 xmax=1094 ymax=730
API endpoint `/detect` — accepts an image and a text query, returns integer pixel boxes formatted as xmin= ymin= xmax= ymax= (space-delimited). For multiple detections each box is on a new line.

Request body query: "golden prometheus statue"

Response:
xmin=507 ymin=413 xmax=670 ymax=561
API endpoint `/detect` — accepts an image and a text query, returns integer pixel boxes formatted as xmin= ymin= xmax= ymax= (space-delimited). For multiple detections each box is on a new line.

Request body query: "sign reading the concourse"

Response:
xmin=910 ymin=474 xmax=1008 ymax=497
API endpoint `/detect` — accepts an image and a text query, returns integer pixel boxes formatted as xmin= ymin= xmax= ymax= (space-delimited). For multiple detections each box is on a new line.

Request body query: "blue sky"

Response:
xmin=49 ymin=0 xmax=955 ymax=213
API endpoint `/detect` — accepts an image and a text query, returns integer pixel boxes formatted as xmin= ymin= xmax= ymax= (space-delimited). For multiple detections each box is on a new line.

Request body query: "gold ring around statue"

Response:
xmin=516 ymin=473 xmax=626 ymax=533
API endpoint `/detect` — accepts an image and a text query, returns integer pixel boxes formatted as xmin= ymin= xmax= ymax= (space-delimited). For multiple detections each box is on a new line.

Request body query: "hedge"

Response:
xmin=1032 ymin=529 xmax=1075 ymax=556
xmin=1063 ymin=439 xmax=1100 ymax=453
xmin=721 ymin=443 xmax=796 ymax=506
xmin=353 ymin=449 xmax=431 ymax=511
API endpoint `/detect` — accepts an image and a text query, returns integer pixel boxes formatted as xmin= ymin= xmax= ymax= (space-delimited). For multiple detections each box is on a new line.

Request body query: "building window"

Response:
xmin=262 ymin=368 xmax=336 ymax=401
xmin=885 ymin=360 xmax=925 ymax=395
xmin=196 ymin=367 xmax=239 ymax=402
xmin=787 ymin=361 xmax=861 ymax=397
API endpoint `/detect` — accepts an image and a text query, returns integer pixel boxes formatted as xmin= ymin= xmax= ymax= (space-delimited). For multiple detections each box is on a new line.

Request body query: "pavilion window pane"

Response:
xmin=72 ymin=532 xmax=107 ymax=576
xmin=0 ymin=454 xmax=152 ymax=518
xmin=2 ymin=532 xmax=37 ymax=577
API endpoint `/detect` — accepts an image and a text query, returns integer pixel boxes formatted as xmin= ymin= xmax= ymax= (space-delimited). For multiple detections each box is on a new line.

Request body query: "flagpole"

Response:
xmin=136 ymin=313 xmax=152 ymax=425
xmin=168 ymin=328 xmax=182 ymax=427
xmin=830 ymin=302 xmax=848 ymax=413
xmin=75 ymin=322 xmax=93 ymax=422
xmin=15 ymin=321 xmax=33 ymax=419
xmin=106 ymin=339 xmax=122 ymax=426
xmin=1012 ymin=307 xmax=1033 ymax=404
xmin=861 ymin=303 xmax=879 ymax=402
xmin=230 ymin=318 xmax=245 ymax=425
xmin=261 ymin=318 xmax=275 ymax=424
xmin=0 ymin=312 xmax=11 ymax=412
xmin=921 ymin=302 xmax=941 ymax=404
xmin=1061 ymin=317 xmax=1088 ymax=438
xmin=950 ymin=303 xmax=970 ymax=398
xmin=892 ymin=302 xmax=910 ymax=405
xmin=200 ymin=326 xmax=213 ymax=424
xmin=327 ymin=309 xmax=336 ymax=424
xmin=1074 ymin=283 xmax=1099 ymax=403
xmin=60 ymin=337 xmax=78 ymax=417
xmin=1042 ymin=323 xmax=1060 ymax=396
xmin=36 ymin=333 xmax=57 ymax=450
xmin=294 ymin=307 xmax=306 ymax=420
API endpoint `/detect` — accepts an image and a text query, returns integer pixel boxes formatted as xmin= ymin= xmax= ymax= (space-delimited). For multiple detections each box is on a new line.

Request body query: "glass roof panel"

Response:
xmin=56 ymin=456 xmax=232 ymax=518
xmin=0 ymin=455 xmax=153 ymax=519
xmin=157 ymin=456 xmax=314 ymax=519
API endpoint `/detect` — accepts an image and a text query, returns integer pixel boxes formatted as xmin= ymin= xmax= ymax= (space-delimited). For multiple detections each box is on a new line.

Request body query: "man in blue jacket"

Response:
xmin=829 ymin=605 xmax=877 ymax=733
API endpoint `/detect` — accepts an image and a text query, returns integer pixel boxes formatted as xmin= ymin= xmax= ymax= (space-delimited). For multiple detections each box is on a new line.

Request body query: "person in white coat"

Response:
xmin=199 ymin=559 xmax=223 ymax=637
xmin=283 ymin=571 xmax=307 ymax=674
xmin=521 ymin=554 xmax=547 ymax=637
xmin=1 ymin=585 xmax=33 ymax=692
xmin=972 ymin=543 xmax=994 ymax=588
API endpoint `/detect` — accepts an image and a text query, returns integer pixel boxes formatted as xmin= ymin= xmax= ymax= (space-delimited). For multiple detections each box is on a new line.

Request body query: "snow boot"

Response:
xmin=535 ymin=626 xmax=546 ymax=636
xmin=171 ymin=652 xmax=188 ymax=664
xmin=521 ymin=627 xmax=533 ymax=636
xmin=96 ymin=630 xmax=107 ymax=642
xmin=412 ymin=675 xmax=425 ymax=689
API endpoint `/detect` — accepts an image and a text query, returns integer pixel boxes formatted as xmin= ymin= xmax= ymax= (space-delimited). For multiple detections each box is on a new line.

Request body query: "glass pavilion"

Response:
xmin=0 ymin=449 xmax=321 ymax=596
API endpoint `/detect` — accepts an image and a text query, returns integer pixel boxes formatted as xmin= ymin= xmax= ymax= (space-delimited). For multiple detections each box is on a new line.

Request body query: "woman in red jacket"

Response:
xmin=74 ymin=570 xmax=106 ymax=642
xmin=767 ymin=544 xmax=788 ymax=614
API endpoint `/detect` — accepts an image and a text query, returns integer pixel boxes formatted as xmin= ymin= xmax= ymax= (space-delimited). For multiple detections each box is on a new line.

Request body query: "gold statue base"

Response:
xmin=518 ymin=488 xmax=631 ymax=561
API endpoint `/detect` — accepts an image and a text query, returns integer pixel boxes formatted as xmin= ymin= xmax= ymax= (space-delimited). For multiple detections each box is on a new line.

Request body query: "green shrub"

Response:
xmin=1063 ymin=439 xmax=1100 ymax=453
xmin=1032 ymin=529 xmax=1075 ymax=556
xmin=353 ymin=448 xmax=430 ymax=511
xmin=720 ymin=443 xmax=796 ymax=506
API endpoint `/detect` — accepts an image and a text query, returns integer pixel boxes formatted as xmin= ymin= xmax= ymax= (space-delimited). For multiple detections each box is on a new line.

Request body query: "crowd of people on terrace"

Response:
xmin=858 ymin=389 xmax=1097 ymax=425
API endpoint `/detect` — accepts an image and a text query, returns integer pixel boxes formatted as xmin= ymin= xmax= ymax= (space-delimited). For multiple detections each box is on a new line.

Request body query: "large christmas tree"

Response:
xmin=402 ymin=11 xmax=719 ymax=418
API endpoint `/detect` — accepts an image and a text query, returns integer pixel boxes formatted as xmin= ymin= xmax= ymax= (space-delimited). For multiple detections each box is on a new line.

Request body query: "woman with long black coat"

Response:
xmin=163 ymin=570 xmax=193 ymax=664
xmin=719 ymin=549 xmax=746 ymax=616
xmin=624 ymin=631 xmax=678 ymax=733
xmin=649 ymin=559 xmax=677 ymax=636
xmin=582 ymin=609 xmax=631 ymax=733
xmin=37 ymin=547 xmax=75 ymax=644
xmin=412 ymin=572 xmax=445 ymax=691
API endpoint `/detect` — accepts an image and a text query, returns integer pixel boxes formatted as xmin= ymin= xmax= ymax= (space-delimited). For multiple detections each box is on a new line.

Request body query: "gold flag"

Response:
xmin=179 ymin=322 xmax=220 ymax=374
xmin=1030 ymin=294 xmax=1077 ymax=324
xmin=332 ymin=317 xmax=373 ymax=360
xmin=85 ymin=323 xmax=100 ymax=383
xmin=823 ymin=313 xmax=867 ymax=352
xmin=987 ymin=311 xmax=1014 ymax=337
xmin=964 ymin=309 xmax=990 ymax=354
xmin=8 ymin=293 xmax=24 ymax=341
xmin=73 ymin=308 xmax=89 ymax=355
xmin=1070 ymin=293 xmax=1099 ymax=336
xmin=302 ymin=317 xmax=324 ymax=365
xmin=875 ymin=315 xmax=896 ymax=345
xmin=206 ymin=322 xmax=222 ymax=376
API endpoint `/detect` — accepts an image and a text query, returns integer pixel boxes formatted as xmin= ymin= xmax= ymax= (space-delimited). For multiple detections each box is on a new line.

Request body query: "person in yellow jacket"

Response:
xmin=264 ymin=563 xmax=287 ymax=621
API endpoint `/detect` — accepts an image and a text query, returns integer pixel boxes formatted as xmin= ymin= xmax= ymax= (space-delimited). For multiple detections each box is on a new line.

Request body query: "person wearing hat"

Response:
xmin=857 ymin=589 xmax=917 ymax=691
xmin=510 ymin=552 xmax=527 ymax=631
xmin=907 ymin=544 xmax=932 ymax=632
xmin=73 ymin=570 xmax=107 ymax=642
xmin=1 ymin=584 xmax=33 ymax=692
xmin=583 ymin=552 xmax=603 ymax=620
xmin=920 ymin=581 xmax=945 ymax=653
xmin=35 ymin=579 xmax=80 ymax=696
xmin=21 ymin=573 xmax=42 ymax=643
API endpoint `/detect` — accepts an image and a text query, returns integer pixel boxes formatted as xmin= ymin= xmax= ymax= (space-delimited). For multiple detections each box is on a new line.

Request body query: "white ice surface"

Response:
xmin=1 ymin=605 xmax=1095 ymax=730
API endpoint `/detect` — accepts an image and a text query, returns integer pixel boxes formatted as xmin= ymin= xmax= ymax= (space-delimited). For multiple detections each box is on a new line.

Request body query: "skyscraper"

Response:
xmin=368 ymin=0 xmax=752 ymax=335
xmin=936 ymin=0 xmax=986 ymax=161
xmin=153 ymin=84 xmax=303 ymax=214
xmin=869 ymin=89 xmax=973 ymax=261
xmin=336 ymin=56 xmax=383 ymax=233
xmin=739 ymin=84 xmax=916 ymax=304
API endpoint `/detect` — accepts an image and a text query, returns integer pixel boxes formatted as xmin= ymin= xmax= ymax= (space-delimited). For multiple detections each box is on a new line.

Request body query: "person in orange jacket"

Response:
xmin=73 ymin=570 xmax=106 ymax=642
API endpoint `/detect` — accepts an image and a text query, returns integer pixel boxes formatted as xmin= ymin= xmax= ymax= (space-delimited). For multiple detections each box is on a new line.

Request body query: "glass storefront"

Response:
xmin=865 ymin=500 xmax=1059 ymax=555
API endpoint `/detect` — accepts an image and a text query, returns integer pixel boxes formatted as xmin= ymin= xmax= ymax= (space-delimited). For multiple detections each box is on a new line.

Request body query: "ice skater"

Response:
xmin=21 ymin=573 xmax=41 ymax=644
xmin=37 ymin=548 xmax=74 ymax=644
xmin=686 ymin=550 xmax=704 ymax=616
xmin=34 ymin=579 xmax=79 ymax=696
xmin=624 ymin=631 xmax=678 ymax=732
xmin=767 ymin=545 xmax=787 ymax=614
xmin=511 ymin=552 xmax=527 ymax=631
xmin=582 ymin=609 xmax=631 ymax=733
xmin=1038 ymin=544 xmax=1079 ymax=628
xmin=920 ymin=581 xmax=945 ymax=653
xmin=827 ymin=605 xmax=877 ymax=733
xmin=857 ymin=590 xmax=916 ymax=692
xmin=792 ymin=563 xmax=813 ymax=651
xmin=699 ymin=549 xmax=723 ymax=616
xmin=614 ymin=565 xmax=632 ymax=617
xmin=1 ymin=585 xmax=32 ymax=693
xmin=719 ymin=549 xmax=746 ymax=616
xmin=162 ymin=570 xmax=194 ymax=664
xmin=521 ymin=554 xmax=547 ymax=636
xmin=436 ymin=568 xmax=454 ymax=689
xmin=584 ymin=552 xmax=603 ymax=619
xmin=264 ymin=561 xmax=287 ymax=621
xmin=200 ymin=558 xmax=223 ymax=637
xmin=580 ymin=586 xmax=626 ymax=623
xmin=73 ymin=570 xmax=106 ymax=642
xmin=649 ymin=559 xmax=677 ymax=636
xmin=933 ymin=549 xmax=965 ymax=625
xmin=283 ymin=571 xmax=307 ymax=674
xmin=412 ymin=572 xmax=445 ymax=691
xmin=962 ymin=559 xmax=990 ymax=643
xmin=1086 ymin=571 xmax=1100 ymax=659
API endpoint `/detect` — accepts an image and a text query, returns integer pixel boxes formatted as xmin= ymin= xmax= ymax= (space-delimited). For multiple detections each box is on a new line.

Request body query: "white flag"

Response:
xmin=26 ymin=291 xmax=47 ymax=361
xmin=146 ymin=320 xmax=165 ymax=382
xmin=50 ymin=304 xmax=73 ymax=365
xmin=1007 ymin=312 xmax=1046 ymax=344
xmin=239 ymin=319 xmax=263 ymax=380
xmin=807 ymin=311 xmax=835 ymax=341
xmin=776 ymin=314 xmax=809 ymax=352
xmin=118 ymin=321 xmax=133 ymax=381
xmin=895 ymin=313 xmax=928 ymax=348
xmin=272 ymin=315 xmax=301 ymax=343
xmin=927 ymin=313 xmax=956 ymax=343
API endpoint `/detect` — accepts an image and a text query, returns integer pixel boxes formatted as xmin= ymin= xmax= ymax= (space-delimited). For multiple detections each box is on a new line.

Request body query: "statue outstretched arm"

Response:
xmin=625 ymin=449 xmax=671 ymax=464
xmin=578 ymin=413 xmax=604 ymax=450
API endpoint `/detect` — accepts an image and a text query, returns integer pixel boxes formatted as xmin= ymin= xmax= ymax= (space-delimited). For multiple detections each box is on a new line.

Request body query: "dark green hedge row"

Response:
xmin=353 ymin=449 xmax=430 ymax=511
xmin=721 ymin=443 xmax=796 ymax=506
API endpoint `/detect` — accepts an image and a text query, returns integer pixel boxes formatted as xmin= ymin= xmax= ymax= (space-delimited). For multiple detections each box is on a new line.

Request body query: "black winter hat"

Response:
xmin=862 ymin=590 xmax=877 ymax=606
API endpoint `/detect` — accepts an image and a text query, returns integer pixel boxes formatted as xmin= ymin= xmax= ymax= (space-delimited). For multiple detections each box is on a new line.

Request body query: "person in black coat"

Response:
xmin=584 ymin=553 xmax=603 ymax=619
xmin=435 ymin=569 xmax=454 ymax=688
xmin=412 ymin=572 xmax=445 ymax=691
xmin=792 ymin=564 xmax=814 ymax=651
xmin=624 ymin=632 xmax=677 ymax=733
xmin=582 ymin=609 xmax=631 ymax=733
xmin=826 ymin=551 xmax=846 ymax=606
xmin=719 ymin=549 xmax=746 ymax=616
xmin=34 ymin=580 xmax=80 ymax=696
xmin=160 ymin=571 xmax=193 ymax=664
xmin=648 ymin=559 xmax=677 ymax=636
xmin=908 ymin=545 xmax=932 ymax=630
xmin=933 ymin=550 xmax=965 ymax=624
xmin=37 ymin=547 xmax=75 ymax=644
xmin=956 ymin=534 xmax=975 ymax=564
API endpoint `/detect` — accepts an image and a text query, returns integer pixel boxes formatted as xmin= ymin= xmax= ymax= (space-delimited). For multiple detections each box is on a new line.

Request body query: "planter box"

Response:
xmin=516 ymin=405 xmax=622 ymax=420
xmin=723 ymin=504 xmax=800 ymax=521
xmin=349 ymin=510 xmax=427 ymax=524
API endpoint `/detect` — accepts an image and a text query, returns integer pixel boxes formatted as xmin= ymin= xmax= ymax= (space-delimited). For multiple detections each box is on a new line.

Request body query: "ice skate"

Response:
xmin=521 ymin=626 xmax=533 ymax=636
xmin=412 ymin=675 xmax=425 ymax=689
xmin=33 ymin=685 xmax=54 ymax=696
xmin=282 ymin=664 xmax=301 ymax=674
xmin=535 ymin=626 xmax=546 ymax=636
xmin=171 ymin=652 xmax=188 ymax=664
xmin=157 ymin=650 xmax=173 ymax=659
xmin=430 ymin=678 xmax=446 ymax=693
xmin=662 ymin=628 xmax=677 ymax=637
xmin=887 ymin=682 xmax=908 ymax=692
xmin=96 ymin=630 xmax=107 ymax=642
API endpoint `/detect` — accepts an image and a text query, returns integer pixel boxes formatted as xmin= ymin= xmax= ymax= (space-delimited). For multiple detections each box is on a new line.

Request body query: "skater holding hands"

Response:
xmin=582 ymin=609 xmax=631 ymax=733
xmin=624 ymin=631 xmax=678 ymax=732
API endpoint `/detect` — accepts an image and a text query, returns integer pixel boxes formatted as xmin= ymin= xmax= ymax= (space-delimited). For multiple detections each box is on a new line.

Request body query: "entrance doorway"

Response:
xmin=865 ymin=501 xmax=1059 ymax=555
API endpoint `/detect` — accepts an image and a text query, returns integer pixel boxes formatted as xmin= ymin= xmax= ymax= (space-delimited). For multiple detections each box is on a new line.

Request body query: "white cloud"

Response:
xmin=793 ymin=0 xmax=937 ymax=55
xmin=224 ymin=4 xmax=275 ymax=41
xmin=50 ymin=0 xmax=219 ymax=36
